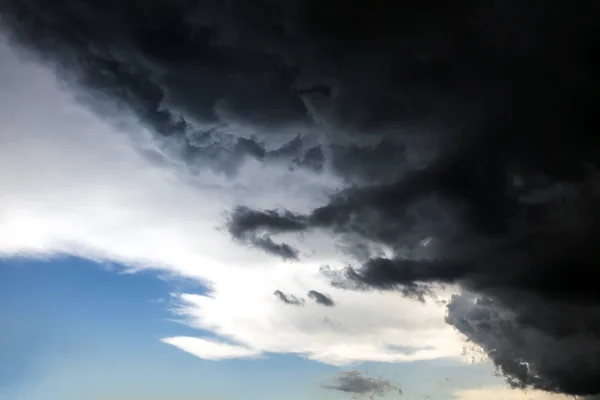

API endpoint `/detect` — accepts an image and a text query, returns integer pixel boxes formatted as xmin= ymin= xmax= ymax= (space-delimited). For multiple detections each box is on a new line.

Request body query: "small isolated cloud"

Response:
xmin=308 ymin=290 xmax=335 ymax=307
xmin=273 ymin=290 xmax=305 ymax=306
xmin=454 ymin=386 xmax=578 ymax=400
xmin=322 ymin=371 xmax=402 ymax=398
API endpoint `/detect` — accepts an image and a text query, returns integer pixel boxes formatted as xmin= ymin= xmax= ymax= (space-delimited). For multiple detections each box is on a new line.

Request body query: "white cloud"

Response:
xmin=454 ymin=386 xmax=578 ymax=400
xmin=0 ymin=36 xmax=466 ymax=365
xmin=164 ymin=270 xmax=463 ymax=364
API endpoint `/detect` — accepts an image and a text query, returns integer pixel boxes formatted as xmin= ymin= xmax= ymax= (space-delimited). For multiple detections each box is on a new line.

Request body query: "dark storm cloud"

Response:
xmin=0 ymin=0 xmax=318 ymax=177
xmin=273 ymin=290 xmax=304 ymax=306
xmin=307 ymin=290 xmax=335 ymax=307
xmin=446 ymin=292 xmax=600 ymax=395
xmin=2 ymin=0 xmax=600 ymax=396
xmin=329 ymin=139 xmax=409 ymax=184
xmin=322 ymin=371 xmax=402 ymax=398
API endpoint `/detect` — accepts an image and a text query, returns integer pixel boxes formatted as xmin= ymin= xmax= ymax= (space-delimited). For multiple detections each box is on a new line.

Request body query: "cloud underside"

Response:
xmin=1 ymin=0 xmax=600 ymax=397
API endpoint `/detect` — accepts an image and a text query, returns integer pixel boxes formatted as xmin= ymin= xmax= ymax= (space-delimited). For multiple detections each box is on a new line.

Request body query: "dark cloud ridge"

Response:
xmin=2 ymin=0 xmax=600 ymax=396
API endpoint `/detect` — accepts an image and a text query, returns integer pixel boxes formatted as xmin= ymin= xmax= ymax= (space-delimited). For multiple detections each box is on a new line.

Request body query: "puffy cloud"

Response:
xmin=1 ymin=0 xmax=599 ymax=396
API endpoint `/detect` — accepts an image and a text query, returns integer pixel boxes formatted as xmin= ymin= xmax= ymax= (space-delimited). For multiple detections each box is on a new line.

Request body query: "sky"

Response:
xmin=0 ymin=1 xmax=599 ymax=400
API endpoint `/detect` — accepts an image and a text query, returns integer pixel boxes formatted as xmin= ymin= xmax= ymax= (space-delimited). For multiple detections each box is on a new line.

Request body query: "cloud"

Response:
xmin=307 ymin=290 xmax=334 ymax=307
xmin=227 ymin=206 xmax=307 ymax=259
xmin=0 ymin=33 xmax=463 ymax=368
xmin=322 ymin=371 xmax=402 ymax=398
xmin=1 ymin=0 xmax=599 ymax=396
xmin=273 ymin=290 xmax=305 ymax=306
xmin=453 ymin=386 xmax=578 ymax=400
xmin=164 ymin=286 xmax=462 ymax=365
xmin=249 ymin=235 xmax=300 ymax=260
xmin=229 ymin=207 xmax=309 ymax=238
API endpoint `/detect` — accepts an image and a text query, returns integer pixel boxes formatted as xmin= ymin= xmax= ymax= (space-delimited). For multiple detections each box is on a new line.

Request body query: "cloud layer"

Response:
xmin=1 ymin=0 xmax=599 ymax=396
xmin=0 ymin=33 xmax=462 ymax=367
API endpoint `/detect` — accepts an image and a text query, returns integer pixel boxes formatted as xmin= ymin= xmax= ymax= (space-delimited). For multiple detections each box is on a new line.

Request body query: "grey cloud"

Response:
xmin=307 ymin=290 xmax=335 ymax=307
xmin=297 ymin=145 xmax=325 ymax=172
xmin=251 ymin=235 xmax=299 ymax=260
xmin=322 ymin=371 xmax=402 ymax=398
xmin=446 ymin=292 xmax=600 ymax=395
xmin=273 ymin=290 xmax=304 ymax=306
xmin=228 ymin=206 xmax=308 ymax=239
xmin=2 ymin=0 xmax=600 ymax=396
xmin=0 ymin=0 xmax=319 ymax=177
xmin=329 ymin=139 xmax=409 ymax=184
xmin=228 ymin=206 xmax=306 ymax=260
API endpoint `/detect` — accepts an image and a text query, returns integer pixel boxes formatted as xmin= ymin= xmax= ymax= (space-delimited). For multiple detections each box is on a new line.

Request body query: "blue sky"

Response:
xmin=0 ymin=28 xmax=575 ymax=400
xmin=0 ymin=257 xmax=329 ymax=400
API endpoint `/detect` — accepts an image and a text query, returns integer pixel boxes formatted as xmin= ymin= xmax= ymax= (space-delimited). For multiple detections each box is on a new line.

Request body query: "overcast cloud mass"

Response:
xmin=1 ymin=0 xmax=599 ymax=397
